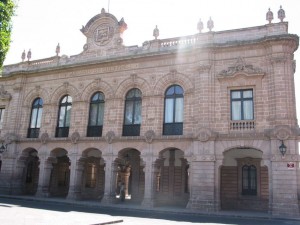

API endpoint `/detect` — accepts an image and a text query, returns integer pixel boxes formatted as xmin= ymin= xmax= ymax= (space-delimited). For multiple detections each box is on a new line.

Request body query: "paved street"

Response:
xmin=0 ymin=197 xmax=299 ymax=225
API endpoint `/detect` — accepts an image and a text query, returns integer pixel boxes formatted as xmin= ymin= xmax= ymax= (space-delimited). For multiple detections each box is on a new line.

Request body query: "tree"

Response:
xmin=0 ymin=0 xmax=15 ymax=68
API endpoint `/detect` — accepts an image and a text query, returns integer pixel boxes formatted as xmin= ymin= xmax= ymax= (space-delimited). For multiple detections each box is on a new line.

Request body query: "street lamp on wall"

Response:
xmin=0 ymin=142 xmax=8 ymax=154
xmin=279 ymin=140 xmax=287 ymax=157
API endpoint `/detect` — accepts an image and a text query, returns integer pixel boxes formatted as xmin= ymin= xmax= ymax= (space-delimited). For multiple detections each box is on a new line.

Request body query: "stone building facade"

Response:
xmin=0 ymin=8 xmax=299 ymax=218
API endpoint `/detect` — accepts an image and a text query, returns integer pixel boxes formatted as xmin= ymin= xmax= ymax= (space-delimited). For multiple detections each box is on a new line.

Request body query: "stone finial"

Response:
xmin=266 ymin=8 xmax=273 ymax=24
xmin=21 ymin=50 xmax=25 ymax=62
xmin=56 ymin=43 xmax=60 ymax=56
xmin=207 ymin=17 xmax=214 ymax=31
xmin=278 ymin=5 xmax=285 ymax=22
xmin=101 ymin=8 xmax=106 ymax=14
xmin=197 ymin=18 xmax=203 ymax=33
xmin=27 ymin=49 xmax=31 ymax=61
xmin=153 ymin=25 xmax=159 ymax=40
xmin=118 ymin=18 xmax=128 ymax=33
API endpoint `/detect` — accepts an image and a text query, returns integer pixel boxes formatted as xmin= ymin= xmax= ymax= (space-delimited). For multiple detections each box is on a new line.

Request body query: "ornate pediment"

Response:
xmin=80 ymin=8 xmax=127 ymax=53
xmin=218 ymin=57 xmax=265 ymax=78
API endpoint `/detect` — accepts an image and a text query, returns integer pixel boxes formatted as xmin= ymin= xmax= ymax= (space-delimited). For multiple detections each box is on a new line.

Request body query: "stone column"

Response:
xmin=35 ymin=155 xmax=53 ymax=197
xmin=141 ymin=158 xmax=156 ymax=208
xmin=270 ymin=154 xmax=300 ymax=217
xmin=11 ymin=156 xmax=26 ymax=195
xmin=67 ymin=151 xmax=82 ymax=200
xmin=186 ymin=155 xmax=216 ymax=212
xmin=214 ymin=159 xmax=223 ymax=212
xmin=101 ymin=155 xmax=118 ymax=204
xmin=67 ymin=158 xmax=84 ymax=200
xmin=123 ymin=167 xmax=131 ymax=197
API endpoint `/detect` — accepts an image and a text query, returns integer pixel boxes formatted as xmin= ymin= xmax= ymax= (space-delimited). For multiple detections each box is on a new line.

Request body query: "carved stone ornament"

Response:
xmin=144 ymin=130 xmax=155 ymax=143
xmin=142 ymin=41 xmax=150 ymax=50
xmin=105 ymin=131 xmax=115 ymax=144
xmin=218 ymin=57 xmax=264 ymax=77
xmin=197 ymin=18 xmax=203 ymax=33
xmin=4 ymin=133 xmax=18 ymax=144
xmin=71 ymin=131 xmax=80 ymax=144
xmin=278 ymin=5 xmax=285 ymax=22
xmin=0 ymin=85 xmax=11 ymax=101
xmin=266 ymin=8 xmax=273 ymax=24
xmin=271 ymin=125 xmax=292 ymax=140
xmin=196 ymin=128 xmax=216 ymax=142
xmin=94 ymin=24 xmax=114 ymax=46
xmin=40 ymin=132 xmax=49 ymax=144
xmin=153 ymin=25 xmax=159 ymax=40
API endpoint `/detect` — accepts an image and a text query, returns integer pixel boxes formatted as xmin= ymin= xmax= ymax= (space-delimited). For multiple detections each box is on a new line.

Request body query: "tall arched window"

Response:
xmin=27 ymin=98 xmax=43 ymax=138
xmin=87 ymin=92 xmax=105 ymax=137
xmin=122 ymin=88 xmax=142 ymax=136
xmin=56 ymin=95 xmax=72 ymax=137
xmin=242 ymin=165 xmax=257 ymax=195
xmin=163 ymin=85 xmax=184 ymax=135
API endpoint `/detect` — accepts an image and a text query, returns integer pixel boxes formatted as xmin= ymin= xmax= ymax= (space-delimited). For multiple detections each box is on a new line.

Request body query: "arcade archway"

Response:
xmin=115 ymin=149 xmax=144 ymax=203
xmin=220 ymin=147 xmax=269 ymax=212
xmin=155 ymin=148 xmax=189 ymax=207
xmin=49 ymin=148 xmax=70 ymax=197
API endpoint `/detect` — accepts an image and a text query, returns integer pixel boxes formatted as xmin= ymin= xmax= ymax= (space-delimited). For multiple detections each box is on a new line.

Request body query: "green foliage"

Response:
xmin=0 ymin=0 xmax=15 ymax=68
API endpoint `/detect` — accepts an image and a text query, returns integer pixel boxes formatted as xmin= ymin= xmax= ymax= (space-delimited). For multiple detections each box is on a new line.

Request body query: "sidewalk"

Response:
xmin=0 ymin=194 xmax=298 ymax=221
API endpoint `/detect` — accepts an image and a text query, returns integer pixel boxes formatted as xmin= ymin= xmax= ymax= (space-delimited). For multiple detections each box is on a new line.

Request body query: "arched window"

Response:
xmin=122 ymin=88 xmax=142 ymax=136
xmin=27 ymin=98 xmax=43 ymax=138
xmin=242 ymin=165 xmax=257 ymax=195
xmin=56 ymin=95 xmax=72 ymax=137
xmin=87 ymin=92 xmax=105 ymax=137
xmin=163 ymin=85 xmax=184 ymax=135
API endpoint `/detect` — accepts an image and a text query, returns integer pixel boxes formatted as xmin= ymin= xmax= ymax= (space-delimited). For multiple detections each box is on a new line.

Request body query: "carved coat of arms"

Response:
xmin=94 ymin=25 xmax=114 ymax=46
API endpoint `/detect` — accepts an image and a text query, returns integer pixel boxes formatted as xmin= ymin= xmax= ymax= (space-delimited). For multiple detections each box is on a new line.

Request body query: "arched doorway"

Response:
xmin=155 ymin=148 xmax=189 ymax=207
xmin=80 ymin=148 xmax=105 ymax=200
xmin=115 ymin=149 xmax=144 ymax=203
xmin=220 ymin=147 xmax=269 ymax=212
xmin=20 ymin=149 xmax=39 ymax=195
xmin=49 ymin=148 xmax=70 ymax=197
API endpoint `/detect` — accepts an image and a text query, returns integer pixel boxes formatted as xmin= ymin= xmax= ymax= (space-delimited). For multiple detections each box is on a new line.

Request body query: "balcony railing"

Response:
xmin=27 ymin=128 xmax=40 ymax=138
xmin=230 ymin=120 xmax=255 ymax=131
xmin=122 ymin=124 xmax=140 ymax=136
xmin=87 ymin=125 xmax=103 ymax=137
xmin=163 ymin=123 xmax=183 ymax=135
xmin=55 ymin=127 xmax=69 ymax=137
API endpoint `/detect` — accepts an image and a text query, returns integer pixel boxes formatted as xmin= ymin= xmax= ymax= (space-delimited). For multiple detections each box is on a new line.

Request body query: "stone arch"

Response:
xmin=48 ymin=148 xmax=70 ymax=197
xmin=220 ymin=146 xmax=269 ymax=212
xmin=24 ymin=88 xmax=50 ymax=107
xmin=50 ymin=83 xmax=80 ymax=104
xmin=115 ymin=76 xmax=151 ymax=99
xmin=18 ymin=148 xmax=39 ymax=195
xmin=154 ymin=70 xmax=194 ymax=96
xmin=222 ymin=147 xmax=263 ymax=166
xmin=82 ymin=148 xmax=103 ymax=158
xmin=81 ymin=80 xmax=114 ymax=101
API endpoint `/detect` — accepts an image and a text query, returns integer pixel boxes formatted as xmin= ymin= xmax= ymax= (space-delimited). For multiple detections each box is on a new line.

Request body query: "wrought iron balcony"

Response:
xmin=87 ymin=125 xmax=103 ymax=137
xmin=163 ymin=123 xmax=183 ymax=135
xmin=27 ymin=128 xmax=40 ymax=138
xmin=55 ymin=127 xmax=69 ymax=138
xmin=122 ymin=124 xmax=140 ymax=136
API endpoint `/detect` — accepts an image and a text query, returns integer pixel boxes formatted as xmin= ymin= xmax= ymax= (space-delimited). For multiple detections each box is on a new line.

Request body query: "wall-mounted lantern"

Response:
xmin=279 ymin=140 xmax=287 ymax=157
xmin=0 ymin=142 xmax=8 ymax=154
